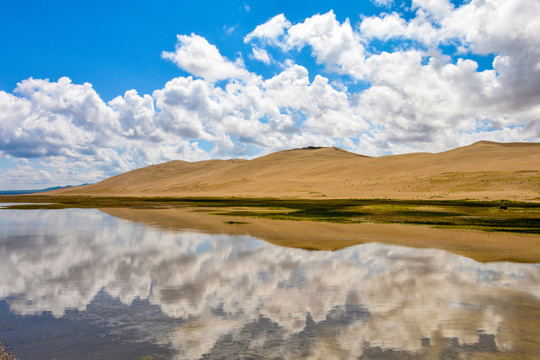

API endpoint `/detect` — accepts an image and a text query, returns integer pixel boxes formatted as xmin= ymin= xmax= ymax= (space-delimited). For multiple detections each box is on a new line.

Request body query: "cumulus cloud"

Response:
xmin=359 ymin=12 xmax=440 ymax=45
xmin=0 ymin=63 xmax=367 ymax=188
xmin=108 ymin=90 xmax=158 ymax=139
xmin=0 ymin=77 xmax=213 ymax=189
xmin=244 ymin=13 xmax=291 ymax=44
xmin=412 ymin=0 xmax=454 ymax=19
xmin=254 ymin=2 xmax=540 ymax=152
xmin=359 ymin=12 xmax=407 ymax=41
xmin=358 ymin=0 xmax=540 ymax=112
xmin=286 ymin=11 xmax=367 ymax=77
xmin=162 ymin=34 xmax=251 ymax=82
xmin=1 ymin=0 xmax=540 ymax=188
xmin=443 ymin=1 xmax=540 ymax=108
xmin=250 ymin=46 xmax=272 ymax=64
xmin=0 ymin=77 xmax=118 ymax=159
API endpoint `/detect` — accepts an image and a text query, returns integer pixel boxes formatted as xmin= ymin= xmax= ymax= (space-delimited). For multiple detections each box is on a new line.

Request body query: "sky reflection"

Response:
xmin=0 ymin=209 xmax=539 ymax=359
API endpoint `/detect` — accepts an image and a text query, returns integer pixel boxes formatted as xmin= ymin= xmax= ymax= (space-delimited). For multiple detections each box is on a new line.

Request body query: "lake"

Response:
xmin=0 ymin=208 xmax=539 ymax=359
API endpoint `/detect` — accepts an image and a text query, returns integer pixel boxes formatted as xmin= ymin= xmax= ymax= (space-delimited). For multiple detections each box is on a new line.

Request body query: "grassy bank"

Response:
xmin=2 ymin=195 xmax=540 ymax=234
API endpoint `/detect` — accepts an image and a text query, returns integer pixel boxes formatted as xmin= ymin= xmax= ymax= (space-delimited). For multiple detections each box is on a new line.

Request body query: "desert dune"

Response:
xmin=53 ymin=141 xmax=540 ymax=201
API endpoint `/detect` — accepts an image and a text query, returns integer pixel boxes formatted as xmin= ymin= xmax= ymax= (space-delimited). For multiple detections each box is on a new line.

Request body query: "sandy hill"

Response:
xmin=54 ymin=141 xmax=540 ymax=201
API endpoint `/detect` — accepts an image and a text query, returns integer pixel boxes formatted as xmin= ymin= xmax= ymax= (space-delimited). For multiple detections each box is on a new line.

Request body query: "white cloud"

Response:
xmin=152 ymin=76 xmax=216 ymax=140
xmin=359 ymin=12 xmax=440 ymax=45
xmin=162 ymin=34 xmax=251 ymax=82
xmin=412 ymin=0 xmax=453 ymax=18
xmin=286 ymin=11 xmax=367 ymax=78
xmin=1 ymin=1 xmax=540 ymax=188
xmin=441 ymin=0 xmax=540 ymax=108
xmin=0 ymin=61 xmax=371 ymax=188
xmin=262 ymin=68 xmax=367 ymax=137
xmin=254 ymin=4 xmax=540 ymax=152
xmin=358 ymin=0 xmax=540 ymax=109
xmin=0 ymin=77 xmax=215 ymax=189
xmin=1 ymin=165 xmax=53 ymax=186
xmin=370 ymin=0 xmax=394 ymax=7
xmin=250 ymin=46 xmax=272 ymax=64
xmin=1 ymin=77 xmax=118 ymax=159
xmin=108 ymin=89 xmax=158 ymax=139
xmin=244 ymin=13 xmax=291 ymax=44
xmin=360 ymin=12 xmax=407 ymax=41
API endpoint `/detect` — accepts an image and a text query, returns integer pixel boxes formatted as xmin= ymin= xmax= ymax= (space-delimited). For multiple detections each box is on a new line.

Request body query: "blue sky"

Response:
xmin=1 ymin=0 xmax=540 ymax=189
xmin=1 ymin=0 xmax=384 ymax=101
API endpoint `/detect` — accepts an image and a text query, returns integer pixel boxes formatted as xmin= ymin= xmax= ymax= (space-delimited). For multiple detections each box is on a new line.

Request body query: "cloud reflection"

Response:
xmin=0 ymin=209 xmax=539 ymax=359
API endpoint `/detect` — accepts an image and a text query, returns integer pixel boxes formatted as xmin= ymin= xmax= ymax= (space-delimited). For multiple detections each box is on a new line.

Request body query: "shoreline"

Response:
xmin=101 ymin=206 xmax=540 ymax=263
xmin=0 ymin=344 xmax=16 ymax=360
xmin=1 ymin=195 xmax=540 ymax=232
xmin=1 ymin=195 xmax=539 ymax=263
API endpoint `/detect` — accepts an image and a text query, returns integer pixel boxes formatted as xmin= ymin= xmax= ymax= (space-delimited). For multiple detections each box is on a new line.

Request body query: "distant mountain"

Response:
xmin=0 ymin=184 xmax=91 ymax=195
xmin=50 ymin=142 xmax=540 ymax=201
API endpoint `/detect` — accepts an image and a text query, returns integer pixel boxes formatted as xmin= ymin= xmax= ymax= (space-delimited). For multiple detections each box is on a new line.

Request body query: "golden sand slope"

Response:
xmin=55 ymin=141 xmax=540 ymax=200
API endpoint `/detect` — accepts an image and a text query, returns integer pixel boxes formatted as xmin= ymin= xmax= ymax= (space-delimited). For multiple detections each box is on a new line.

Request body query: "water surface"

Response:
xmin=0 ymin=209 xmax=539 ymax=359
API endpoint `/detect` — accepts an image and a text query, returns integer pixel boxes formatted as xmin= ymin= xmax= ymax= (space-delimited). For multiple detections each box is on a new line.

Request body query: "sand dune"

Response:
xmin=55 ymin=141 xmax=540 ymax=200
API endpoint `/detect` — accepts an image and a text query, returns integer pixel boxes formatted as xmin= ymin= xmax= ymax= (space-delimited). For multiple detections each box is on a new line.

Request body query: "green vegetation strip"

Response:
xmin=2 ymin=195 xmax=540 ymax=234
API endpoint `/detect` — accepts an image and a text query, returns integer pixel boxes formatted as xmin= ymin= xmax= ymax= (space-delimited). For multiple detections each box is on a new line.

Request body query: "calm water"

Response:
xmin=0 ymin=209 xmax=539 ymax=360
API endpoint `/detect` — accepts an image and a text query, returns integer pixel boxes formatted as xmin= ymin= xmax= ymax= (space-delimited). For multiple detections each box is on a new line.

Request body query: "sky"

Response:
xmin=1 ymin=0 xmax=540 ymax=189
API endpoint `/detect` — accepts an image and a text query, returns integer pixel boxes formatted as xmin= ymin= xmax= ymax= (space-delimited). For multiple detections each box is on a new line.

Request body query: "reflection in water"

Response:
xmin=0 ymin=209 xmax=539 ymax=359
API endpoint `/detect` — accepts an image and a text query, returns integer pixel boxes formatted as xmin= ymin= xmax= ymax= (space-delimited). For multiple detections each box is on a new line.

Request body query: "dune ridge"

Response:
xmin=54 ymin=141 xmax=540 ymax=200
